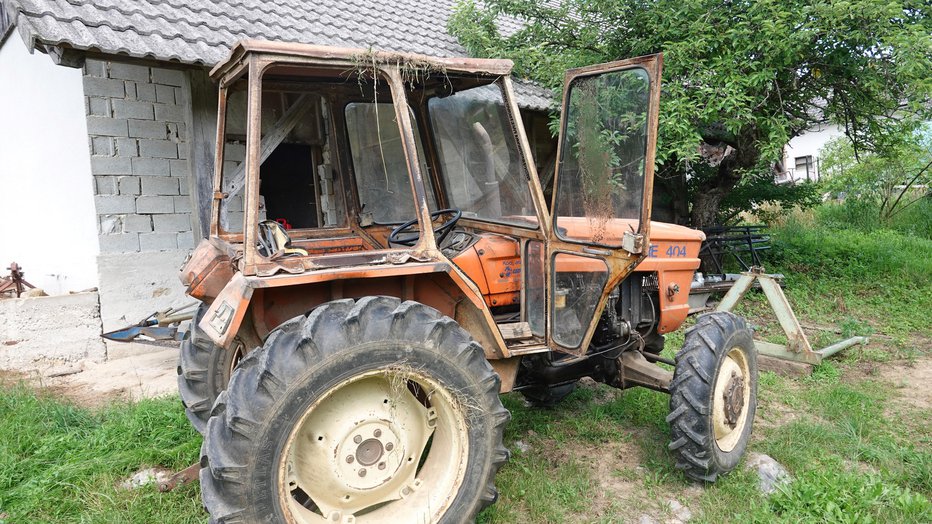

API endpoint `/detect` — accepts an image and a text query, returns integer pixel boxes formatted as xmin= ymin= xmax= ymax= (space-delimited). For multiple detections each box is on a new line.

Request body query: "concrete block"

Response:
xmin=139 ymin=139 xmax=178 ymax=159
xmin=112 ymin=99 xmax=154 ymax=120
xmin=178 ymin=178 xmax=190 ymax=196
xmin=169 ymin=159 xmax=189 ymax=177
xmin=83 ymin=76 xmax=124 ymax=98
xmin=153 ymin=213 xmax=191 ymax=232
xmin=123 ymin=214 xmax=153 ymax=233
xmin=173 ymin=195 xmax=192 ymax=213
xmin=136 ymin=83 xmax=157 ymax=102
xmin=135 ymin=195 xmax=174 ymax=214
xmin=91 ymin=136 xmax=113 ymax=156
xmin=95 ymin=251 xmax=189 ymax=333
xmin=86 ymin=116 xmax=128 ymax=137
xmin=0 ymin=292 xmax=107 ymax=369
xmin=155 ymin=84 xmax=175 ymax=104
xmin=115 ymin=138 xmax=138 ymax=157
xmin=91 ymin=156 xmax=132 ymax=175
xmin=109 ymin=63 xmax=150 ymax=82
xmin=99 ymin=233 xmax=140 ymax=253
xmin=95 ymin=175 xmax=118 ymax=195
xmin=118 ymin=176 xmax=141 ymax=196
xmin=123 ymin=81 xmax=136 ymax=100
xmin=94 ymin=195 xmax=136 ymax=214
xmin=225 ymin=142 xmax=246 ymax=162
xmin=128 ymin=119 xmax=167 ymax=139
xmin=174 ymin=87 xmax=184 ymax=104
xmin=178 ymin=231 xmax=197 ymax=250
xmin=84 ymin=59 xmax=107 ymax=78
xmin=88 ymin=97 xmax=110 ymax=117
xmin=131 ymin=157 xmax=170 ymax=176
xmin=99 ymin=214 xmax=123 ymax=235
xmin=141 ymin=176 xmax=179 ymax=195
xmin=154 ymin=103 xmax=185 ymax=123
xmin=152 ymin=68 xmax=185 ymax=87
xmin=176 ymin=142 xmax=188 ymax=160
xmin=139 ymin=232 xmax=178 ymax=251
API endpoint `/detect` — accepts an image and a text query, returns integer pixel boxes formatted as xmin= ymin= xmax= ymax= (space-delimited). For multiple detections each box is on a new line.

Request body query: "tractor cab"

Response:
xmin=185 ymin=41 xmax=674 ymax=360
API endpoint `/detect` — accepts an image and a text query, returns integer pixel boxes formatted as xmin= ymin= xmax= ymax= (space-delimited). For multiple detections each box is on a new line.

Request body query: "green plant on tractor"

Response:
xmin=177 ymin=41 xmax=758 ymax=522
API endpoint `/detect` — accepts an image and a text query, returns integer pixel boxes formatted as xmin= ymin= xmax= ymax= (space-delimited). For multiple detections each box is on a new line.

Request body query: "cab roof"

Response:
xmin=210 ymin=40 xmax=515 ymax=83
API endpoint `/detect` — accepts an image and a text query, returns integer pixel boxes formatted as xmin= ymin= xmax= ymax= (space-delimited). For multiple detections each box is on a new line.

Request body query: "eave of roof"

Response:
xmin=3 ymin=0 xmax=553 ymax=111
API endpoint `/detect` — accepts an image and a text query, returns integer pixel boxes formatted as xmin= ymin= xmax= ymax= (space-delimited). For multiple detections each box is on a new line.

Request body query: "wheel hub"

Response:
xmin=334 ymin=420 xmax=404 ymax=490
xmin=722 ymin=371 xmax=745 ymax=428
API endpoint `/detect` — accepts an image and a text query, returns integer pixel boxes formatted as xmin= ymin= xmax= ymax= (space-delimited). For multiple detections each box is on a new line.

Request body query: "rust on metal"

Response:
xmin=0 ymin=262 xmax=35 ymax=298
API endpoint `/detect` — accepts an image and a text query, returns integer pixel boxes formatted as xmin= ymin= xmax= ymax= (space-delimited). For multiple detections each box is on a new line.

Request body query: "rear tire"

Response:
xmin=200 ymin=297 xmax=511 ymax=523
xmin=667 ymin=311 xmax=757 ymax=482
xmin=176 ymin=304 xmax=248 ymax=434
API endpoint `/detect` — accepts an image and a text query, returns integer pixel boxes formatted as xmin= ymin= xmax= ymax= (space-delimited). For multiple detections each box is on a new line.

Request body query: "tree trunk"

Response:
xmin=689 ymin=138 xmax=759 ymax=228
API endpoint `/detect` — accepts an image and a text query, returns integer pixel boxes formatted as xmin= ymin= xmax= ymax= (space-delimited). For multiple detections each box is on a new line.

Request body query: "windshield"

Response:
xmin=346 ymin=103 xmax=434 ymax=223
xmin=428 ymin=83 xmax=537 ymax=228
xmin=554 ymin=67 xmax=650 ymax=247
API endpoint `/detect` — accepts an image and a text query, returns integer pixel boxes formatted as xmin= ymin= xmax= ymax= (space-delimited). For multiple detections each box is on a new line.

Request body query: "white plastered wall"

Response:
xmin=0 ymin=35 xmax=99 ymax=294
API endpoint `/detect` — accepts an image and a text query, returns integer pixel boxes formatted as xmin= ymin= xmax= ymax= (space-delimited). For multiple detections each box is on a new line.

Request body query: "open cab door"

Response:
xmin=546 ymin=54 xmax=663 ymax=356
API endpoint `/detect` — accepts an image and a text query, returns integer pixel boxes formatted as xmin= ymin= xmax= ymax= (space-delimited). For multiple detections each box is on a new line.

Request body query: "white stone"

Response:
xmin=744 ymin=452 xmax=791 ymax=495
xmin=120 ymin=467 xmax=173 ymax=490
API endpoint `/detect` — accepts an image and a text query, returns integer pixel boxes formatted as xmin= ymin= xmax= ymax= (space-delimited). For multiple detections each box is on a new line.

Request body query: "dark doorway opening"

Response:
xmin=260 ymin=143 xmax=321 ymax=229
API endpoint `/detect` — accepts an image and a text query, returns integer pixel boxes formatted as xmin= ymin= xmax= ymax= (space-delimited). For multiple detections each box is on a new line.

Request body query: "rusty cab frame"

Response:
xmin=181 ymin=40 xmax=667 ymax=392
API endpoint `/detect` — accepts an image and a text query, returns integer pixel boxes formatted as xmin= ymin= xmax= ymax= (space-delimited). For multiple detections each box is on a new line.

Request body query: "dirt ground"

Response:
xmin=1 ymin=344 xmax=178 ymax=407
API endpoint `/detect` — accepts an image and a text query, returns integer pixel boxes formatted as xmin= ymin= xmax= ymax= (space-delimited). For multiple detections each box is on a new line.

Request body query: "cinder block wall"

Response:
xmin=82 ymin=59 xmax=197 ymax=340
xmin=83 ymin=59 xmax=195 ymax=251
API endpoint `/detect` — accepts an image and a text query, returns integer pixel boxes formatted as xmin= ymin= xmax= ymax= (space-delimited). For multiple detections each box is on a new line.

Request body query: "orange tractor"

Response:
xmin=178 ymin=41 xmax=757 ymax=523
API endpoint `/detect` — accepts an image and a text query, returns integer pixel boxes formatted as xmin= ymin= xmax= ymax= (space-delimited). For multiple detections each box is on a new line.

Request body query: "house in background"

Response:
xmin=777 ymin=122 xmax=846 ymax=184
xmin=0 ymin=0 xmax=553 ymax=358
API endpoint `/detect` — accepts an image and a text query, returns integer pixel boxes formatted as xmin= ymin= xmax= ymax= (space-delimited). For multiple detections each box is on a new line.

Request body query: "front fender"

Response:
xmin=199 ymin=272 xmax=254 ymax=348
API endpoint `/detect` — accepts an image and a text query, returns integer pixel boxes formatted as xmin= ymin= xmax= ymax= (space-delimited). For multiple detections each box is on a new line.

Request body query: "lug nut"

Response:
xmin=374 ymin=429 xmax=382 ymax=437
xmin=346 ymin=455 xmax=354 ymax=464
xmin=378 ymin=462 xmax=386 ymax=470
xmin=358 ymin=469 xmax=367 ymax=477
xmin=385 ymin=442 xmax=394 ymax=451
xmin=353 ymin=435 xmax=362 ymax=444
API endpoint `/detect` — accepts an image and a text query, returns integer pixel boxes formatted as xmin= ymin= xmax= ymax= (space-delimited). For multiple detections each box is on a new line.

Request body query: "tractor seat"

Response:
xmin=257 ymin=220 xmax=308 ymax=259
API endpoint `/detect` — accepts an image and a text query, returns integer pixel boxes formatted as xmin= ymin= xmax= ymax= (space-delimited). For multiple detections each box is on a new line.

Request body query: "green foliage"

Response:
xmin=720 ymin=175 xmax=822 ymax=223
xmin=822 ymin=124 xmax=932 ymax=222
xmin=817 ymin=197 xmax=932 ymax=239
xmin=0 ymin=385 xmax=202 ymax=522
xmin=449 ymin=0 xmax=932 ymax=225
xmin=770 ymin=470 xmax=931 ymax=523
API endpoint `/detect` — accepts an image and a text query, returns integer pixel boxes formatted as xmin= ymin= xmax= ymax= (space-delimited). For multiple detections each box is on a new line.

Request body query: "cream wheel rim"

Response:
xmin=711 ymin=347 xmax=751 ymax=453
xmin=279 ymin=368 xmax=469 ymax=523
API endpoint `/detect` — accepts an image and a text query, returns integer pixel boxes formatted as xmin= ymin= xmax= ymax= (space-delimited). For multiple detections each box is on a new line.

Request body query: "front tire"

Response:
xmin=667 ymin=311 xmax=757 ymax=482
xmin=200 ymin=297 xmax=511 ymax=523
xmin=177 ymin=304 xmax=248 ymax=434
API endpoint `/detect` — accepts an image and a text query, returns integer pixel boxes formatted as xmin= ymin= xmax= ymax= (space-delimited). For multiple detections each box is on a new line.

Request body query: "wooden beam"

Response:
xmin=183 ymin=68 xmax=219 ymax=239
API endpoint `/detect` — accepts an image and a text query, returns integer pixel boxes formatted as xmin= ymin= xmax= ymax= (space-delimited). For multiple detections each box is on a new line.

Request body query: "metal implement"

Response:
xmin=101 ymin=302 xmax=198 ymax=343
xmin=0 ymin=262 xmax=36 ymax=298
xmin=716 ymin=268 xmax=867 ymax=365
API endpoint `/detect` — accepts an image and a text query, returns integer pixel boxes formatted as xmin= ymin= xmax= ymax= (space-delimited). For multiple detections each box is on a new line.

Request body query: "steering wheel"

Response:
xmin=389 ymin=208 xmax=462 ymax=247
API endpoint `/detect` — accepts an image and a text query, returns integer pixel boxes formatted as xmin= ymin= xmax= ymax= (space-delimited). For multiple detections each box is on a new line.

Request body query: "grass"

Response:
xmin=1 ymin=202 xmax=930 ymax=523
xmin=0 ymin=385 xmax=203 ymax=523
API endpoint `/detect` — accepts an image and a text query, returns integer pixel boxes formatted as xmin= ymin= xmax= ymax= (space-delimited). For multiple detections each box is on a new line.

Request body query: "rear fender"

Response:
xmin=199 ymin=265 xmax=508 ymax=359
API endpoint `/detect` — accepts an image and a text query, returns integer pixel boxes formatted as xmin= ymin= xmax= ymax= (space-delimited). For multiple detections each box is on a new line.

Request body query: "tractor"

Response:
xmin=178 ymin=41 xmax=758 ymax=523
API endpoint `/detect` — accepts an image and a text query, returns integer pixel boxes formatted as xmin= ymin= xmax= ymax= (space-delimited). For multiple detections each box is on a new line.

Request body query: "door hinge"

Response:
xmin=622 ymin=231 xmax=644 ymax=254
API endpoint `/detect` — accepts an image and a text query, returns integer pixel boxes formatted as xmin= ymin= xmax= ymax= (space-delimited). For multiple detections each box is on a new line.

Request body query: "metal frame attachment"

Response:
xmin=716 ymin=268 xmax=867 ymax=365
